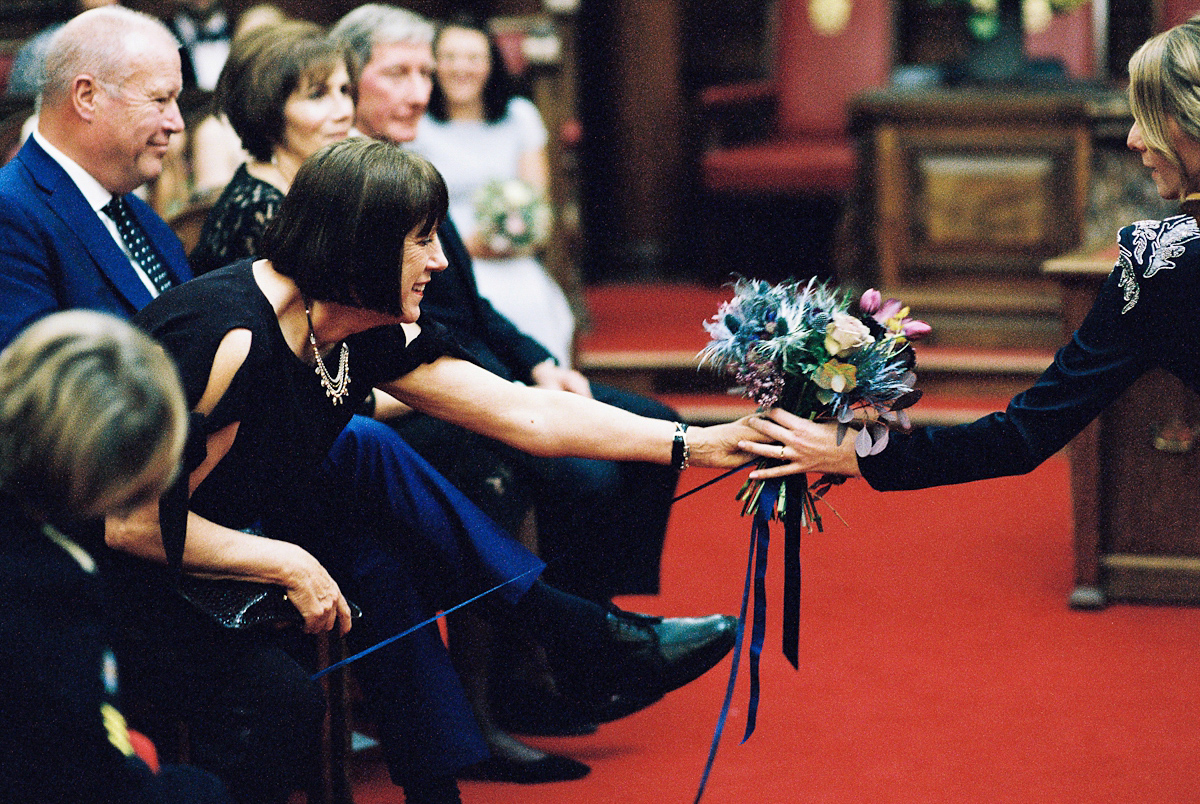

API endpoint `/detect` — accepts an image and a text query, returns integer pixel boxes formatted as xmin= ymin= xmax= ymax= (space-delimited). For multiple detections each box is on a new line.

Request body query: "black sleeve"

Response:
xmin=859 ymin=256 xmax=1152 ymax=491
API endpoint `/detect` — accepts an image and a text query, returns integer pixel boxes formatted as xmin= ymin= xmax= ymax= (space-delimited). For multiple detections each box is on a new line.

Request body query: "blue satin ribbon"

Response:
xmin=310 ymin=566 xmax=543 ymax=681
xmin=782 ymin=475 xmax=804 ymax=670
xmin=692 ymin=498 xmax=758 ymax=804
xmin=743 ymin=479 xmax=775 ymax=742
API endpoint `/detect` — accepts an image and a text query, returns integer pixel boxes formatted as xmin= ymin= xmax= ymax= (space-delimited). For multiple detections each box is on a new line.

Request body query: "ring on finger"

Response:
xmin=778 ymin=444 xmax=786 ymax=459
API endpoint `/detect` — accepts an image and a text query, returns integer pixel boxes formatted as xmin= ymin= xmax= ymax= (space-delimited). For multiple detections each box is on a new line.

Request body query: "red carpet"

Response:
xmin=347 ymin=456 xmax=1200 ymax=803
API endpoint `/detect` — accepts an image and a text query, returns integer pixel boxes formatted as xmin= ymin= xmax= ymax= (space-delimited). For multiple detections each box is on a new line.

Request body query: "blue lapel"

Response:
xmin=17 ymin=139 xmax=157 ymax=311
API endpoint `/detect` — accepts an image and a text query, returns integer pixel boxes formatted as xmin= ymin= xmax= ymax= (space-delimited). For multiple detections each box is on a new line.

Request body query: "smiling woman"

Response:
xmin=739 ymin=17 xmax=1200 ymax=504
xmin=116 ymin=136 xmax=754 ymax=803
xmin=189 ymin=20 xmax=357 ymax=276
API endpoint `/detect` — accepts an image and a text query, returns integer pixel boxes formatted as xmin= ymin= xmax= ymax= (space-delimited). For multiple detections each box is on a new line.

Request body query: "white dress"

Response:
xmin=412 ymin=97 xmax=576 ymax=366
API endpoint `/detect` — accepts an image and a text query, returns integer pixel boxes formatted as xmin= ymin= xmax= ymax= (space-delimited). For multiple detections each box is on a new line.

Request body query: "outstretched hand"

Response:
xmin=739 ymin=408 xmax=862 ymax=480
xmin=687 ymin=415 xmax=775 ymax=468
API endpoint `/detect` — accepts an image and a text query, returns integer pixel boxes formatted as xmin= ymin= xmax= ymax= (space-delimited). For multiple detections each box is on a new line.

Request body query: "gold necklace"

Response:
xmin=305 ymin=302 xmax=351 ymax=405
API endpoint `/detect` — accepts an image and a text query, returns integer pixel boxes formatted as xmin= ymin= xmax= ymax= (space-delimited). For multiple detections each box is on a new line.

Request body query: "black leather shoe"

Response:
xmin=456 ymin=753 xmax=591 ymax=784
xmin=491 ymin=687 xmax=601 ymax=736
xmin=562 ymin=609 xmax=737 ymax=711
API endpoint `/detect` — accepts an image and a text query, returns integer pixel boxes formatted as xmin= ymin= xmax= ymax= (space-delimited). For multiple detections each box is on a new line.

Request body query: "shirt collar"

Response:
xmin=32 ymin=129 xmax=116 ymax=213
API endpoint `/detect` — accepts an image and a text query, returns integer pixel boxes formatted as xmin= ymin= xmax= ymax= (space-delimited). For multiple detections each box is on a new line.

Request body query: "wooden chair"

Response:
xmin=693 ymin=0 xmax=893 ymax=282
xmin=165 ymin=193 xmax=218 ymax=256
xmin=129 ymin=631 xmax=355 ymax=804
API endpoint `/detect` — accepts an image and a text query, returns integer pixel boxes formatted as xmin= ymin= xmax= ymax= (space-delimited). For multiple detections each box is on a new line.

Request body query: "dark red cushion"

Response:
xmin=701 ymin=137 xmax=856 ymax=195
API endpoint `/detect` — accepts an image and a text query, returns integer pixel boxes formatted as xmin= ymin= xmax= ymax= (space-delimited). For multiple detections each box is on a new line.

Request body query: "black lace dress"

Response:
xmin=189 ymin=163 xmax=283 ymax=276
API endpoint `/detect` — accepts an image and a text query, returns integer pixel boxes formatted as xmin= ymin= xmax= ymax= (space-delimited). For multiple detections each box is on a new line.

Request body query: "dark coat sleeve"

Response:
xmin=421 ymin=218 xmax=553 ymax=382
xmin=859 ymin=234 xmax=1157 ymax=491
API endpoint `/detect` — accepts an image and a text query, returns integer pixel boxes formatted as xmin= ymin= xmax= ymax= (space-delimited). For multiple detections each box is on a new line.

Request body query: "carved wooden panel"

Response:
xmin=875 ymin=119 xmax=1085 ymax=284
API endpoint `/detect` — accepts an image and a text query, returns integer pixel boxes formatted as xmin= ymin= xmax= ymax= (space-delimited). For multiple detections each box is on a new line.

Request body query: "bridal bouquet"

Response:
xmin=473 ymin=178 xmax=553 ymax=254
xmin=700 ymin=277 xmax=931 ymax=528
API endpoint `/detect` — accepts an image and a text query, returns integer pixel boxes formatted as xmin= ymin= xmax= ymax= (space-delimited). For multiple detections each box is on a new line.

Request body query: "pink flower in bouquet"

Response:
xmin=861 ymin=290 xmax=931 ymax=341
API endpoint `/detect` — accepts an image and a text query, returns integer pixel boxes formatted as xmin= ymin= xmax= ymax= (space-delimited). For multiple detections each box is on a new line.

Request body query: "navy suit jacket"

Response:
xmin=0 ymin=137 xmax=192 ymax=347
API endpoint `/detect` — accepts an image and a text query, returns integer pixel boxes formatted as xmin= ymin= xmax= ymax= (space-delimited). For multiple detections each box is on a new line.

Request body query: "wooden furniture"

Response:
xmin=1044 ymin=244 xmax=1200 ymax=608
xmin=849 ymin=87 xmax=1134 ymax=350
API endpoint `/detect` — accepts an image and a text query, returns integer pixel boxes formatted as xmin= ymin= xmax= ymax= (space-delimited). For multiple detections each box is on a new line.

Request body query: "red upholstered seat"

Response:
xmin=699 ymin=0 xmax=892 ymax=196
xmin=702 ymin=136 xmax=857 ymax=195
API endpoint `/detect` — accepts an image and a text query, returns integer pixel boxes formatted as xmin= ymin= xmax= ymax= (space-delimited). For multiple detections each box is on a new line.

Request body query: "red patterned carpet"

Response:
xmin=345 ymin=455 xmax=1200 ymax=804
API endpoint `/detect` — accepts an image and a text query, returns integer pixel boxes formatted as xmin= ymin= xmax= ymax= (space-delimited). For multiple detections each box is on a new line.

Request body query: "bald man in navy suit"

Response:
xmin=0 ymin=10 xmax=191 ymax=349
xmin=0 ymin=10 xmax=329 ymax=803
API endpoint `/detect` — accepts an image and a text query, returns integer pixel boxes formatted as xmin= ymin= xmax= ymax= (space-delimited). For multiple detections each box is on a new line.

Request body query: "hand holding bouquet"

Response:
xmin=700 ymin=277 xmax=931 ymax=528
xmin=472 ymin=178 xmax=553 ymax=256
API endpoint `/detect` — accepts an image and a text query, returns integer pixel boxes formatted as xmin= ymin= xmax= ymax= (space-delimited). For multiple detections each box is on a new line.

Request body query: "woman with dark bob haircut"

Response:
xmin=260 ymin=133 xmax=446 ymax=315
xmin=114 ymin=138 xmax=764 ymax=803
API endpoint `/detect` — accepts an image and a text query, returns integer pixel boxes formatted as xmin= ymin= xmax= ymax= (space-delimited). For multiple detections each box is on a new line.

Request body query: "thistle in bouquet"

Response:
xmin=700 ymin=277 xmax=931 ymax=529
xmin=472 ymin=178 xmax=553 ymax=255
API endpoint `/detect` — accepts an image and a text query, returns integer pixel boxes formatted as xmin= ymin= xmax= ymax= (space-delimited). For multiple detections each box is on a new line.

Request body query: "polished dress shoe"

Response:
xmin=560 ymin=609 xmax=737 ymax=714
xmin=456 ymin=753 xmax=591 ymax=784
xmin=491 ymin=686 xmax=600 ymax=737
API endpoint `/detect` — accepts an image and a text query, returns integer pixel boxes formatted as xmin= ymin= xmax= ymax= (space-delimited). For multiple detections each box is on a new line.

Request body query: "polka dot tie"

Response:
xmin=102 ymin=195 xmax=173 ymax=294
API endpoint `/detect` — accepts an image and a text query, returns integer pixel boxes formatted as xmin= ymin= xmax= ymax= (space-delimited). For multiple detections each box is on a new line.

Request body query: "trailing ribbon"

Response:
xmin=692 ymin=499 xmax=757 ymax=804
xmin=311 ymin=566 xmax=542 ymax=681
xmin=743 ymin=479 xmax=775 ymax=742
xmin=692 ymin=468 xmax=807 ymax=803
xmin=782 ymin=474 xmax=804 ymax=669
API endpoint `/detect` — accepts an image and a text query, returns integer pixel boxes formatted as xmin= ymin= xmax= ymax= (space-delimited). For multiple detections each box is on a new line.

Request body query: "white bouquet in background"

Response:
xmin=473 ymin=178 xmax=553 ymax=254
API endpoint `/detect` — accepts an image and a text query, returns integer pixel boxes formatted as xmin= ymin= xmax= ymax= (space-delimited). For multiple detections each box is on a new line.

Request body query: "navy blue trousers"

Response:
xmin=391 ymin=384 xmax=679 ymax=602
xmin=116 ymin=416 xmax=544 ymax=797
xmin=296 ymin=416 xmax=545 ymax=786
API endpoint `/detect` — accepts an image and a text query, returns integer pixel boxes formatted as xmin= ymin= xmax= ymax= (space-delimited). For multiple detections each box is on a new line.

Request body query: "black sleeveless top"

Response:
xmin=133 ymin=259 xmax=465 ymax=530
xmin=189 ymin=163 xmax=283 ymax=277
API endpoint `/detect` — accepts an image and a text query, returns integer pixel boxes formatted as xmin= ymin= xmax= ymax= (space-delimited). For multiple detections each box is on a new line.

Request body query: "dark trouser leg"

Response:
xmin=297 ymin=418 xmax=545 ymax=785
xmin=533 ymin=384 xmax=680 ymax=600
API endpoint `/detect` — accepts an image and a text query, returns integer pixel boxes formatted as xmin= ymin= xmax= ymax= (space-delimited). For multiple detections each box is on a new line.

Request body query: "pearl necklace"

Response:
xmin=305 ymin=303 xmax=351 ymax=405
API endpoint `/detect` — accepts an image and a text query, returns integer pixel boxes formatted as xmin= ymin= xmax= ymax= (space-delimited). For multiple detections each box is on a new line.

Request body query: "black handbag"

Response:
xmin=177 ymin=573 xmax=363 ymax=630
xmin=177 ymin=575 xmax=302 ymax=630
xmin=160 ymin=417 xmax=361 ymax=631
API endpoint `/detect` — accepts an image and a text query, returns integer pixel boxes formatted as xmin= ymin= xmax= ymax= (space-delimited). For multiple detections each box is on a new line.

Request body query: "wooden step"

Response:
xmin=657 ymin=390 xmax=1016 ymax=426
xmin=880 ymin=278 xmax=1066 ymax=352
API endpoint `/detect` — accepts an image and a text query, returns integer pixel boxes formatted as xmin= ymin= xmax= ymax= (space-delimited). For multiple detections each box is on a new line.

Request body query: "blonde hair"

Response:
xmin=1129 ymin=16 xmax=1200 ymax=189
xmin=0 ymin=311 xmax=188 ymax=519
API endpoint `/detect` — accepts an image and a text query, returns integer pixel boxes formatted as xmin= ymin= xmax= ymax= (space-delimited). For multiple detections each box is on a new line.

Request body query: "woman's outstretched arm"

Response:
xmin=384 ymin=354 xmax=769 ymax=468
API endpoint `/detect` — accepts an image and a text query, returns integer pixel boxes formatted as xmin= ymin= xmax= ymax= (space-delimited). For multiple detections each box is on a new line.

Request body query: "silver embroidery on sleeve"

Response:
xmin=1144 ymin=216 xmax=1200 ymax=278
xmin=1118 ymin=252 xmax=1139 ymax=314
xmin=1119 ymin=216 xmax=1200 ymax=315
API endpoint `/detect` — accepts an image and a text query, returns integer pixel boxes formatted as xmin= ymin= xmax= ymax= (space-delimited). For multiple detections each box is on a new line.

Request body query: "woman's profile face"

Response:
xmin=434 ymin=27 xmax=491 ymax=110
xmin=1128 ymin=116 xmax=1200 ymax=200
xmin=397 ymin=225 xmax=449 ymax=322
xmin=278 ymin=61 xmax=355 ymax=163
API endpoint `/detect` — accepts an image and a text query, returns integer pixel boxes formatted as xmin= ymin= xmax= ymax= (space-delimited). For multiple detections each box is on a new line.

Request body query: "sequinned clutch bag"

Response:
xmin=177 ymin=576 xmax=301 ymax=630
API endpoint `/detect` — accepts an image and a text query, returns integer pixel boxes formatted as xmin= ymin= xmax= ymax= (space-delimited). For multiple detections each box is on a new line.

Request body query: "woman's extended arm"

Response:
xmin=383 ymin=354 xmax=766 ymax=467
